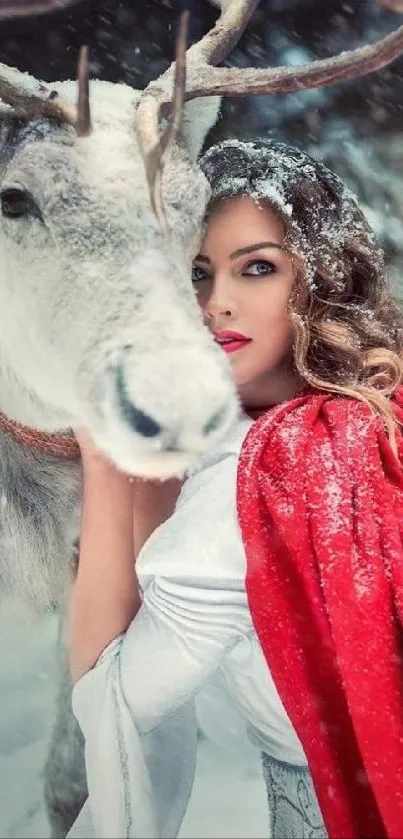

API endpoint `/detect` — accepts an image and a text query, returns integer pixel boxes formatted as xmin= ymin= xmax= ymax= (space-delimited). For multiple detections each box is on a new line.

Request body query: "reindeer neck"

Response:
xmin=0 ymin=356 xmax=80 ymax=459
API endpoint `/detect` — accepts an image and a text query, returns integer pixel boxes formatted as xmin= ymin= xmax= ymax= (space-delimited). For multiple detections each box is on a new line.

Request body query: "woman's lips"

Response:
xmin=214 ymin=331 xmax=252 ymax=354
xmin=218 ymin=338 xmax=251 ymax=354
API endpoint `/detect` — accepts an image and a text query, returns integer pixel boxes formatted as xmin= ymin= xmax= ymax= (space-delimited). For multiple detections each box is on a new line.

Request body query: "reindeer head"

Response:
xmin=0 ymin=50 xmax=238 ymax=478
xmin=0 ymin=0 xmax=401 ymax=478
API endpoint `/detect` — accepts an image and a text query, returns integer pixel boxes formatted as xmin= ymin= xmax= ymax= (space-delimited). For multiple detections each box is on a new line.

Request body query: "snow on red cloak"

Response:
xmin=237 ymin=388 xmax=403 ymax=838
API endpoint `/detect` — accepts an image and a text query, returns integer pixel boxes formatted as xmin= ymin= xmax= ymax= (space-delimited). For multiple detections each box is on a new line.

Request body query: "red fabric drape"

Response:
xmin=237 ymin=390 xmax=403 ymax=838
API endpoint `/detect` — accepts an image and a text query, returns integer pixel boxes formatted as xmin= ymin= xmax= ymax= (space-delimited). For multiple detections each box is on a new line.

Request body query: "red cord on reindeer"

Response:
xmin=237 ymin=389 xmax=403 ymax=839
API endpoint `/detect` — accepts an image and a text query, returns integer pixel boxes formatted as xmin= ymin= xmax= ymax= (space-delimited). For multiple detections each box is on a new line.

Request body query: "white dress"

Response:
xmin=67 ymin=414 xmax=307 ymax=839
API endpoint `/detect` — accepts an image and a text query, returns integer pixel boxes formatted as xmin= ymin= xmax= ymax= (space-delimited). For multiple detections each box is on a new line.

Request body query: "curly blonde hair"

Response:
xmin=200 ymin=139 xmax=403 ymax=443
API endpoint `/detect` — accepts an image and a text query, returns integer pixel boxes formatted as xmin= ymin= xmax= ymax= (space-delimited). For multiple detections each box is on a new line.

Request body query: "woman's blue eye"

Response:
xmin=192 ymin=265 xmax=210 ymax=283
xmin=243 ymin=260 xmax=276 ymax=276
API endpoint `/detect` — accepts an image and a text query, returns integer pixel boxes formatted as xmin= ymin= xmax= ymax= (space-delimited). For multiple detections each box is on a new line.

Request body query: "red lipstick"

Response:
xmin=214 ymin=330 xmax=252 ymax=355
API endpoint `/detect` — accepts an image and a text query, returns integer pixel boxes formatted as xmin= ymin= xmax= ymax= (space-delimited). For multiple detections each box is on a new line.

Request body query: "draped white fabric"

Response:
xmin=68 ymin=415 xmax=305 ymax=839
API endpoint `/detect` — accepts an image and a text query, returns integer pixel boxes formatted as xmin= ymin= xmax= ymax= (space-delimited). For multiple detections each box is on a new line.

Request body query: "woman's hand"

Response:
xmin=74 ymin=427 xmax=101 ymax=462
xmin=74 ymin=428 xmax=183 ymax=557
xmin=75 ymin=427 xmax=127 ymax=476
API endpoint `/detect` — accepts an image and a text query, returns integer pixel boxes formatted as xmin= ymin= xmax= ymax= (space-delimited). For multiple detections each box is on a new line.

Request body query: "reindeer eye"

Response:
xmin=1 ymin=187 xmax=37 ymax=219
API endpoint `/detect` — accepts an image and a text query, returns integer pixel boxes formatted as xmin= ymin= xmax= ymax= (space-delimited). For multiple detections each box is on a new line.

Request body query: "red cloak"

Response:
xmin=237 ymin=389 xmax=403 ymax=838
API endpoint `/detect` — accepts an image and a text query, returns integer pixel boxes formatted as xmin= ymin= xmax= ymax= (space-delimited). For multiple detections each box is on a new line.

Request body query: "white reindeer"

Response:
xmin=0 ymin=0 xmax=402 ymax=835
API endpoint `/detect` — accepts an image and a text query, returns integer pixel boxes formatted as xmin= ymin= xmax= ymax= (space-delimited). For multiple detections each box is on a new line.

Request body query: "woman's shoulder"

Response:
xmin=239 ymin=387 xmax=403 ymax=481
xmin=237 ymin=387 xmax=403 ymax=564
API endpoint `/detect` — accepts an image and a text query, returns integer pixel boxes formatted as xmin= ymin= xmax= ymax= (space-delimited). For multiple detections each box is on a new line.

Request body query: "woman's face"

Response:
xmin=193 ymin=195 xmax=300 ymax=408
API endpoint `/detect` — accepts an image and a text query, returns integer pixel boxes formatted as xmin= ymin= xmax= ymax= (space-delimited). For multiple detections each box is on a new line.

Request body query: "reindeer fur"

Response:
xmin=0 ymin=69 xmax=235 ymax=837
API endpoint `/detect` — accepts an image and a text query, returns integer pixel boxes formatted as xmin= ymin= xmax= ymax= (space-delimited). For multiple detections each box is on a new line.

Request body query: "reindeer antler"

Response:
xmin=136 ymin=0 xmax=403 ymax=225
xmin=136 ymin=0 xmax=259 ymax=223
xmin=76 ymin=44 xmax=91 ymax=137
xmin=0 ymin=0 xmax=83 ymax=20
xmin=0 ymin=43 xmax=91 ymax=135
xmin=138 ymin=7 xmax=191 ymax=233
xmin=376 ymin=0 xmax=403 ymax=10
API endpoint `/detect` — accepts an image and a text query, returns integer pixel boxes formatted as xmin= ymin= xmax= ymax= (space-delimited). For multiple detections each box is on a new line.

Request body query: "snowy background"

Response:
xmin=0 ymin=1 xmax=402 ymax=836
xmin=0 ymin=601 xmax=268 ymax=839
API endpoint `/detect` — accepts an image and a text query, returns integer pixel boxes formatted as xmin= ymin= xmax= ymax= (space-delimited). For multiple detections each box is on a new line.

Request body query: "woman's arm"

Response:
xmin=68 ymin=449 xmax=251 ymax=837
xmin=69 ymin=432 xmax=183 ymax=683
xmin=69 ymin=441 xmax=139 ymax=683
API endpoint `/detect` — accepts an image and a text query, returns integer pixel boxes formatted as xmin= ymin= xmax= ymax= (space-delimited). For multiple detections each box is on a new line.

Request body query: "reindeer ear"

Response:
xmin=180 ymin=96 xmax=221 ymax=161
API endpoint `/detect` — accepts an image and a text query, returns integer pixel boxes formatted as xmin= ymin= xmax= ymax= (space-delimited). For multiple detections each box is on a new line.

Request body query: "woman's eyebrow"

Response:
xmin=194 ymin=241 xmax=283 ymax=263
xmin=230 ymin=242 xmax=283 ymax=259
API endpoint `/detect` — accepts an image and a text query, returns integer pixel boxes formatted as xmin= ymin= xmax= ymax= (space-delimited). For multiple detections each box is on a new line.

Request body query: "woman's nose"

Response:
xmin=204 ymin=304 xmax=234 ymax=320
xmin=203 ymin=278 xmax=236 ymax=320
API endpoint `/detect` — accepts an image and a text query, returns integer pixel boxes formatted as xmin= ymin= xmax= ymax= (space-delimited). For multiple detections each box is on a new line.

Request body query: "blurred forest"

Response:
xmin=0 ymin=0 xmax=401 ymax=287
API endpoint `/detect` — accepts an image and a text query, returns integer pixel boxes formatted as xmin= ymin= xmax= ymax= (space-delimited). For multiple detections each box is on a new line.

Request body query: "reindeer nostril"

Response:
xmin=127 ymin=403 xmax=162 ymax=439
xmin=203 ymin=404 xmax=228 ymax=436
xmin=116 ymin=365 xmax=161 ymax=438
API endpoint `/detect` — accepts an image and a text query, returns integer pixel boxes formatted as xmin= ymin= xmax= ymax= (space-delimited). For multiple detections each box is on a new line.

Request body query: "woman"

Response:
xmin=67 ymin=140 xmax=403 ymax=839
